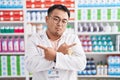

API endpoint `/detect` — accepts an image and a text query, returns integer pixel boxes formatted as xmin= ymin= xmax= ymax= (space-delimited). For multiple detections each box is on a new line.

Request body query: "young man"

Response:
xmin=25 ymin=4 xmax=86 ymax=80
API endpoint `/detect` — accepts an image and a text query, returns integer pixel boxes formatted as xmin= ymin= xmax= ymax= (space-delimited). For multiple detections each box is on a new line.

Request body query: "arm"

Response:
xmin=55 ymin=35 xmax=86 ymax=71
xmin=25 ymin=35 xmax=55 ymax=73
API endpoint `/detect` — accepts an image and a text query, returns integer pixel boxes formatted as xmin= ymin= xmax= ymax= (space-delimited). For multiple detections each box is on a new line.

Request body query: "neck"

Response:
xmin=46 ymin=30 xmax=61 ymax=41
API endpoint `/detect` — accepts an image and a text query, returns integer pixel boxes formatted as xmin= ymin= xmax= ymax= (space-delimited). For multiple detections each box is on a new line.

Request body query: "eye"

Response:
xmin=62 ymin=20 xmax=67 ymax=24
xmin=53 ymin=17 xmax=59 ymax=21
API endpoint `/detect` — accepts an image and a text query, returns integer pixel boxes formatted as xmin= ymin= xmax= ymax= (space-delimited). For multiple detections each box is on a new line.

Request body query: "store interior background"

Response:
xmin=0 ymin=0 xmax=120 ymax=80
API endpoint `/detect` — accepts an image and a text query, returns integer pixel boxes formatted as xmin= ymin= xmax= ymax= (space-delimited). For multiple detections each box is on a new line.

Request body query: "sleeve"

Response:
xmin=24 ymin=34 xmax=55 ymax=73
xmin=55 ymin=35 xmax=86 ymax=71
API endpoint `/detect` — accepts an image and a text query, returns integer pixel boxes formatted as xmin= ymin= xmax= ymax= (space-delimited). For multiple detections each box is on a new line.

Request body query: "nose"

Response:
xmin=57 ymin=20 xmax=63 ymax=25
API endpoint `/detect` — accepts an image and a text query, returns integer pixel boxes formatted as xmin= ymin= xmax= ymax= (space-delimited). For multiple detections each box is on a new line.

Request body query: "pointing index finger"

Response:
xmin=68 ymin=43 xmax=76 ymax=48
xmin=37 ymin=45 xmax=47 ymax=50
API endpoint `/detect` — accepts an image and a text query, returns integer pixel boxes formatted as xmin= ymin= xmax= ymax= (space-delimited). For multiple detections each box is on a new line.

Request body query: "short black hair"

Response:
xmin=47 ymin=4 xmax=70 ymax=18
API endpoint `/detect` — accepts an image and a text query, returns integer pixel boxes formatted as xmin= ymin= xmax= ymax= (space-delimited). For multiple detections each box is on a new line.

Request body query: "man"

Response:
xmin=25 ymin=4 xmax=86 ymax=80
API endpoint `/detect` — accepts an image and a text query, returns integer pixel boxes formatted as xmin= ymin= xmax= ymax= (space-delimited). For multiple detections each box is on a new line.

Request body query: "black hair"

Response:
xmin=47 ymin=4 xmax=70 ymax=18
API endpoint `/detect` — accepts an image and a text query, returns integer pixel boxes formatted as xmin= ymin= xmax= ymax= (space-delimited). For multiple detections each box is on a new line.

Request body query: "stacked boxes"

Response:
xmin=79 ymin=35 xmax=115 ymax=52
xmin=26 ymin=0 xmax=74 ymax=8
xmin=0 ymin=56 xmax=25 ymax=76
xmin=108 ymin=55 xmax=120 ymax=75
xmin=0 ymin=10 xmax=23 ymax=21
xmin=77 ymin=8 xmax=120 ymax=21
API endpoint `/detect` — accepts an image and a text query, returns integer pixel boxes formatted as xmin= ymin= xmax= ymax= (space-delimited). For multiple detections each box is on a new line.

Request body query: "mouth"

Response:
xmin=56 ymin=28 xmax=61 ymax=31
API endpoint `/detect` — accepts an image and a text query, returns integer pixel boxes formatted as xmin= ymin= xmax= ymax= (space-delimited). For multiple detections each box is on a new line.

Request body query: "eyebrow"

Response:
xmin=53 ymin=16 xmax=68 ymax=21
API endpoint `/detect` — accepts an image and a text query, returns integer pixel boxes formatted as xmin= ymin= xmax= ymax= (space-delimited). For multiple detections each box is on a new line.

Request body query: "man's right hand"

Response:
xmin=57 ymin=43 xmax=76 ymax=55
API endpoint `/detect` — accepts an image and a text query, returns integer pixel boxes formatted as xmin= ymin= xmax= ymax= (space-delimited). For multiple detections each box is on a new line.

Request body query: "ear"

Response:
xmin=45 ymin=16 xmax=49 ymax=23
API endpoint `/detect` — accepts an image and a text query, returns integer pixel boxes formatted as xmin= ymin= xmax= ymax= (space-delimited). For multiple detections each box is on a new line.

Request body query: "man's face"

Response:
xmin=46 ymin=9 xmax=69 ymax=37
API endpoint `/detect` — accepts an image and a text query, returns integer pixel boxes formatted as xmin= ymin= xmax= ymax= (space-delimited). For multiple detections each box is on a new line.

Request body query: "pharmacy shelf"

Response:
xmin=77 ymin=7 xmax=120 ymax=9
xmin=26 ymin=8 xmax=48 ymax=11
xmin=0 ymin=21 xmax=24 ymax=24
xmin=78 ymin=75 xmax=120 ymax=78
xmin=27 ymin=21 xmax=45 ymax=24
xmin=0 ymin=33 xmax=24 ymax=36
xmin=0 ymin=76 xmax=26 ymax=78
xmin=26 ymin=8 xmax=75 ymax=11
xmin=85 ymin=52 xmax=120 ymax=55
xmin=77 ymin=32 xmax=120 ymax=35
xmin=77 ymin=20 xmax=120 ymax=23
xmin=0 ymin=9 xmax=23 ymax=10
xmin=0 ymin=52 xmax=25 ymax=55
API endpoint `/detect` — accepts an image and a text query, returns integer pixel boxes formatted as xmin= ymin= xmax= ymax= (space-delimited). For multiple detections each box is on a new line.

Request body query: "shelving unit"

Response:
xmin=78 ymin=75 xmax=120 ymax=80
xmin=75 ymin=0 xmax=120 ymax=80
xmin=0 ymin=0 xmax=25 ymax=80
xmin=78 ymin=75 xmax=120 ymax=78
xmin=0 ymin=52 xmax=24 ymax=55
xmin=0 ymin=0 xmax=120 ymax=80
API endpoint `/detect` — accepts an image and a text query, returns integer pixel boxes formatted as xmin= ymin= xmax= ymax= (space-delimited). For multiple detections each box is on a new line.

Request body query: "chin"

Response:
xmin=55 ymin=30 xmax=64 ymax=36
xmin=56 ymin=32 xmax=62 ymax=36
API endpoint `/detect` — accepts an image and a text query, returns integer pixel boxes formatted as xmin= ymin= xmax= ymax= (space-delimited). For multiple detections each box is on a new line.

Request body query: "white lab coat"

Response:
xmin=25 ymin=30 xmax=86 ymax=80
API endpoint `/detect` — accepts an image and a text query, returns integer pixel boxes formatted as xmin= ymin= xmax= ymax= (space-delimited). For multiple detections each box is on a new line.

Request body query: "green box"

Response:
xmin=7 ymin=56 xmax=11 ymax=76
xmin=107 ymin=15 xmax=111 ymax=20
xmin=87 ymin=9 xmax=91 ymax=20
xmin=97 ymin=9 xmax=101 ymax=20
xmin=117 ymin=15 xmax=120 ymax=20
xmin=78 ymin=10 xmax=81 ymax=20
xmin=88 ymin=15 xmax=91 ymax=20
xmin=78 ymin=14 xmax=81 ymax=20
xmin=117 ymin=9 xmax=120 ymax=14
xmin=107 ymin=9 xmax=111 ymax=15
xmin=87 ymin=9 xmax=91 ymax=15
xmin=97 ymin=9 xmax=101 ymax=15
xmin=97 ymin=15 xmax=101 ymax=20
xmin=16 ymin=56 xmax=21 ymax=75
